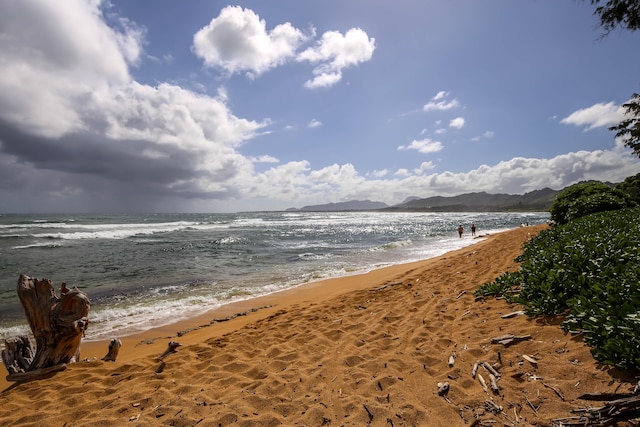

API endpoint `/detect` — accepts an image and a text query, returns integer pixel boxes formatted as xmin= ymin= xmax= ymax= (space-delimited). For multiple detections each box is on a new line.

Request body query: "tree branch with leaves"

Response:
xmin=589 ymin=0 xmax=640 ymax=33
xmin=609 ymin=93 xmax=640 ymax=158
xmin=587 ymin=1 xmax=640 ymax=158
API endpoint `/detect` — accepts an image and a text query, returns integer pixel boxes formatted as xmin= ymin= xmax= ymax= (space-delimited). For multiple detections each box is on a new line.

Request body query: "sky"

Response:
xmin=1 ymin=0 xmax=640 ymax=213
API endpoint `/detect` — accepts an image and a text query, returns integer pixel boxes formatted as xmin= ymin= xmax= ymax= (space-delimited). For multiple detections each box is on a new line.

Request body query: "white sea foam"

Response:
xmin=11 ymin=242 xmax=63 ymax=250
xmin=85 ymin=296 xmax=225 ymax=341
xmin=370 ymin=239 xmax=413 ymax=251
xmin=19 ymin=221 xmax=231 ymax=241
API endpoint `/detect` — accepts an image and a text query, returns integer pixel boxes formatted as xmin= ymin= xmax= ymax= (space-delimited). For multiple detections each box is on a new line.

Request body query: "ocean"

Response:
xmin=0 ymin=211 xmax=549 ymax=344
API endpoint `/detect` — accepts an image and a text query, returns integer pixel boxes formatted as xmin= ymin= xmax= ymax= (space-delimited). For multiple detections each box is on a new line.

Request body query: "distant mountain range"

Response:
xmin=286 ymin=188 xmax=560 ymax=212
xmin=384 ymin=188 xmax=559 ymax=212
xmin=286 ymin=200 xmax=389 ymax=212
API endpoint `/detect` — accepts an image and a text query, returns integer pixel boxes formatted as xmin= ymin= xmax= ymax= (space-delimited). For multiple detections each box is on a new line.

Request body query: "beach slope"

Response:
xmin=0 ymin=225 xmax=635 ymax=426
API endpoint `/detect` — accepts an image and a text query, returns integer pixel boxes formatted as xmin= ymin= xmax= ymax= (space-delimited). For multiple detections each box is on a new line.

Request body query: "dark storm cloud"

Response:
xmin=0 ymin=120 xmax=198 ymax=183
xmin=0 ymin=119 xmax=243 ymax=212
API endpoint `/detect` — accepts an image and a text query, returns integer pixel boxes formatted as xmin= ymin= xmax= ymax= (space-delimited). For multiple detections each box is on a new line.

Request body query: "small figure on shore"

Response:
xmin=471 ymin=224 xmax=476 ymax=237
xmin=458 ymin=224 xmax=464 ymax=238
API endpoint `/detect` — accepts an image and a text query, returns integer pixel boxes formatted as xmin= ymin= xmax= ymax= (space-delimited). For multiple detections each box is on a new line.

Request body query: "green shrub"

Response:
xmin=549 ymin=181 xmax=635 ymax=225
xmin=616 ymin=172 xmax=640 ymax=204
xmin=472 ymin=271 xmax=521 ymax=299
xmin=475 ymin=207 xmax=640 ymax=370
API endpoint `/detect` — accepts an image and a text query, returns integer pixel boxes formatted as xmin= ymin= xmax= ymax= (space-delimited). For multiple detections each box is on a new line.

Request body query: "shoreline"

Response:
xmin=0 ymin=224 xmax=494 ymax=343
xmin=81 ymin=232 xmax=486 ymax=343
xmin=2 ymin=232 xmax=490 ymax=376
xmin=0 ymin=232 xmax=479 ymax=387
xmin=60 ymin=235 xmax=489 ymax=372
xmin=1 ymin=224 xmax=635 ymax=426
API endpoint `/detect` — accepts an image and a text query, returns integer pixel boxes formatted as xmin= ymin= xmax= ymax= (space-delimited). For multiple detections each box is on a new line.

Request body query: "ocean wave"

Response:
xmin=369 ymin=239 xmax=413 ymax=252
xmin=84 ymin=290 xmax=262 ymax=342
xmin=0 ymin=222 xmax=68 ymax=229
xmin=0 ymin=233 xmax=31 ymax=239
xmin=214 ymin=236 xmax=245 ymax=245
xmin=11 ymin=242 xmax=63 ymax=250
xmin=290 ymin=252 xmax=333 ymax=261
xmin=230 ymin=217 xmax=265 ymax=227
xmin=0 ymin=324 xmax=31 ymax=346
xmin=26 ymin=221 xmax=231 ymax=241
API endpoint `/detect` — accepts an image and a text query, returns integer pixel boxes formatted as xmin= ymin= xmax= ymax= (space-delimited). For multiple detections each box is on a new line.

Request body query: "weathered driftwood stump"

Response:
xmin=102 ymin=338 xmax=122 ymax=362
xmin=1 ymin=275 xmax=90 ymax=381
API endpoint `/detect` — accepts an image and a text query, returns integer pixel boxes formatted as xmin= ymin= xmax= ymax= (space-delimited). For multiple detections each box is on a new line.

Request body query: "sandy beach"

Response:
xmin=0 ymin=224 xmax=636 ymax=426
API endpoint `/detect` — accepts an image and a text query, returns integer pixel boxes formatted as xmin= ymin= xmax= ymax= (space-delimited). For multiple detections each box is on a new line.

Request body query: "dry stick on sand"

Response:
xmin=477 ymin=373 xmax=489 ymax=394
xmin=482 ymin=361 xmax=501 ymax=378
xmin=490 ymin=334 xmax=532 ymax=346
xmin=448 ymin=353 xmax=456 ymax=367
xmin=471 ymin=361 xmax=479 ymax=379
xmin=158 ymin=341 xmax=182 ymax=360
xmin=489 ymin=374 xmax=500 ymax=395
xmin=501 ymin=310 xmax=525 ymax=319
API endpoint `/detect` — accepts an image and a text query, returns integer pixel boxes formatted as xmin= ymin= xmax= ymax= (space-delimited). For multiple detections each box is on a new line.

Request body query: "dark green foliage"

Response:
xmin=610 ymin=93 xmax=640 ymax=159
xmin=616 ymin=172 xmax=640 ymax=204
xmin=549 ymin=181 xmax=635 ymax=225
xmin=475 ymin=207 xmax=640 ymax=370
xmin=472 ymin=271 xmax=521 ymax=300
xmin=589 ymin=0 xmax=640 ymax=33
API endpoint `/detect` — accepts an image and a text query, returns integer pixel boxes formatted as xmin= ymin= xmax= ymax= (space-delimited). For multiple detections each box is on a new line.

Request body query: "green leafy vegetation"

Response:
xmin=616 ymin=171 xmax=640 ymax=204
xmin=548 ymin=181 xmax=635 ymax=225
xmin=476 ymin=204 xmax=640 ymax=370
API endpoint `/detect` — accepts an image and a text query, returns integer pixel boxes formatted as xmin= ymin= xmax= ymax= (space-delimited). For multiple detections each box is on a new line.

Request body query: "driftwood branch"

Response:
xmin=553 ymin=394 xmax=640 ymax=426
xmin=482 ymin=361 xmax=501 ymax=378
xmin=489 ymin=374 xmax=500 ymax=394
xmin=437 ymin=381 xmax=450 ymax=396
xmin=578 ymin=392 xmax=637 ymax=401
xmin=158 ymin=341 xmax=182 ymax=359
xmin=501 ymin=310 xmax=525 ymax=318
xmin=490 ymin=334 xmax=532 ymax=346
xmin=5 ymin=364 xmax=67 ymax=383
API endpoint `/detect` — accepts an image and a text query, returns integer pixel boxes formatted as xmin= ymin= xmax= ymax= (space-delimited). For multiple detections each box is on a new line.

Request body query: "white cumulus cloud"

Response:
xmin=192 ymin=6 xmax=309 ymax=78
xmin=423 ymin=91 xmax=460 ymax=112
xmin=0 ymin=0 xmax=270 ymax=211
xmin=250 ymin=155 xmax=279 ymax=163
xmin=415 ymin=161 xmax=436 ymax=174
xmin=0 ymin=0 xmax=142 ymax=138
xmin=398 ymin=138 xmax=444 ymax=154
xmin=471 ymin=130 xmax=495 ymax=142
xmin=297 ymin=28 xmax=376 ymax=89
xmin=449 ymin=117 xmax=465 ymax=129
xmin=308 ymin=119 xmax=322 ymax=128
xmin=561 ymin=101 xmax=626 ymax=130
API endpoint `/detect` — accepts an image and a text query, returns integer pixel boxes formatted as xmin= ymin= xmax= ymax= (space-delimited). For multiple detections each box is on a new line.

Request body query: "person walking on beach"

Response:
xmin=471 ymin=224 xmax=476 ymax=237
xmin=458 ymin=224 xmax=464 ymax=238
